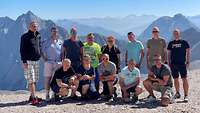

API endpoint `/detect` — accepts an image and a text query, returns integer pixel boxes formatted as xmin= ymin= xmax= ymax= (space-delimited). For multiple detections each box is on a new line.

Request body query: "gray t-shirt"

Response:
xmin=98 ymin=61 xmax=116 ymax=76
xmin=151 ymin=64 xmax=173 ymax=87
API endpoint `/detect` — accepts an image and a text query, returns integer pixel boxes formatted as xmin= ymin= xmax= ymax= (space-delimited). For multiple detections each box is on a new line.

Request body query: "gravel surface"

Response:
xmin=0 ymin=70 xmax=200 ymax=113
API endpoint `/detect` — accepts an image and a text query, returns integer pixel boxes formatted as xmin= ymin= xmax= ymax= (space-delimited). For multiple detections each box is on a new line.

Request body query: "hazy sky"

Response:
xmin=0 ymin=0 xmax=200 ymax=19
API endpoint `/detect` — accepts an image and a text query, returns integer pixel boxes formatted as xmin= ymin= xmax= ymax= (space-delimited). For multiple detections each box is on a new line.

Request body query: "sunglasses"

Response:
xmin=107 ymin=40 xmax=113 ymax=42
xmin=52 ymin=30 xmax=58 ymax=33
xmin=153 ymin=59 xmax=161 ymax=61
xmin=152 ymin=31 xmax=159 ymax=33
xmin=102 ymin=58 xmax=109 ymax=61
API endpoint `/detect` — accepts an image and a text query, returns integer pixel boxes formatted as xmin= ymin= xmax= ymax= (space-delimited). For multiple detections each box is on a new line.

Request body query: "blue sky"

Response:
xmin=0 ymin=0 xmax=200 ymax=19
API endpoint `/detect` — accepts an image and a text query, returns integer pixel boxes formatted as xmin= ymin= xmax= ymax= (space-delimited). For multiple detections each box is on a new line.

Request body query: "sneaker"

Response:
xmin=35 ymin=96 xmax=43 ymax=102
xmin=31 ymin=98 xmax=40 ymax=105
xmin=146 ymin=95 xmax=156 ymax=102
xmin=45 ymin=94 xmax=50 ymax=101
xmin=183 ymin=96 xmax=188 ymax=102
xmin=113 ymin=87 xmax=117 ymax=98
xmin=132 ymin=95 xmax=139 ymax=103
xmin=108 ymin=96 xmax=114 ymax=102
xmin=28 ymin=96 xmax=33 ymax=102
xmin=174 ymin=92 xmax=181 ymax=99
xmin=69 ymin=94 xmax=78 ymax=100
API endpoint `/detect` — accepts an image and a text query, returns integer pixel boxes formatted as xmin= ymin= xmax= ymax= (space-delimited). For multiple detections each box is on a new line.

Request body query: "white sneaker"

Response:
xmin=183 ymin=96 xmax=188 ymax=102
xmin=146 ymin=95 xmax=156 ymax=102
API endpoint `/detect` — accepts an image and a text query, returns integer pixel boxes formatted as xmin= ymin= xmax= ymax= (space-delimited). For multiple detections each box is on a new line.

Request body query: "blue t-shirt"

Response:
xmin=125 ymin=40 xmax=144 ymax=64
xmin=119 ymin=66 xmax=140 ymax=86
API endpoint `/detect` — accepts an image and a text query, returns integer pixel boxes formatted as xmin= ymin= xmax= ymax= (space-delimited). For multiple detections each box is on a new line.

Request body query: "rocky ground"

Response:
xmin=0 ymin=70 xmax=200 ymax=113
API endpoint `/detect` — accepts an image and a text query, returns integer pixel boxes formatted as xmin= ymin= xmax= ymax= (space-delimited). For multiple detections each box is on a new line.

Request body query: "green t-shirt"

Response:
xmin=83 ymin=42 xmax=101 ymax=68
xmin=147 ymin=37 xmax=166 ymax=66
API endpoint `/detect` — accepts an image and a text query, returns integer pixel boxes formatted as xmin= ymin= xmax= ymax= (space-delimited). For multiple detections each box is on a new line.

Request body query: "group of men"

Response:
xmin=20 ymin=21 xmax=190 ymax=107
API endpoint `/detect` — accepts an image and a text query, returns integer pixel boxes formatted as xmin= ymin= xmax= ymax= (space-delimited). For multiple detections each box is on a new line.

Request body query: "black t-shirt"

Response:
xmin=50 ymin=67 xmax=75 ymax=87
xmin=77 ymin=65 xmax=95 ymax=77
xmin=167 ymin=39 xmax=190 ymax=65
xmin=63 ymin=39 xmax=83 ymax=66
xmin=101 ymin=45 xmax=120 ymax=73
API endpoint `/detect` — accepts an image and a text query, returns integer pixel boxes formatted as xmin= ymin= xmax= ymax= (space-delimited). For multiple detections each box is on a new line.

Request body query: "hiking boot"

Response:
xmin=28 ymin=96 xmax=33 ymax=102
xmin=183 ymin=95 xmax=188 ymax=102
xmin=174 ymin=92 xmax=181 ymax=99
xmin=31 ymin=97 xmax=42 ymax=105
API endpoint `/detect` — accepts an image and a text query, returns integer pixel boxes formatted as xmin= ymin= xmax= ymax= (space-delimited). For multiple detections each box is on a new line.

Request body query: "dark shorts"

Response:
xmin=171 ymin=64 xmax=187 ymax=79
xmin=77 ymin=80 xmax=90 ymax=95
xmin=51 ymin=85 xmax=60 ymax=94
xmin=126 ymin=86 xmax=137 ymax=93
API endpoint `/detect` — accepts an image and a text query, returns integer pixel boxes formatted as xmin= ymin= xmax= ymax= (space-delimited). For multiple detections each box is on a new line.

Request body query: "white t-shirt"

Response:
xmin=119 ymin=66 xmax=140 ymax=86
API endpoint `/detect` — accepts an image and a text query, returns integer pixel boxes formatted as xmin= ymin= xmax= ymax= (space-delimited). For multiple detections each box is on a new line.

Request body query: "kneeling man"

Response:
xmin=143 ymin=54 xmax=173 ymax=106
xmin=50 ymin=59 xmax=79 ymax=100
xmin=119 ymin=59 xmax=143 ymax=103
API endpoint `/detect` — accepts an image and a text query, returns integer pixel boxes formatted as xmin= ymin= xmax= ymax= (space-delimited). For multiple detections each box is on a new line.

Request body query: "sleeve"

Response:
xmin=167 ymin=42 xmax=172 ymax=50
xmin=162 ymin=39 xmax=167 ymax=48
xmin=101 ymin=45 xmax=106 ymax=53
xmin=97 ymin=64 xmax=102 ymax=75
xmin=96 ymin=44 xmax=102 ymax=55
xmin=116 ymin=47 xmax=121 ymax=54
xmin=41 ymin=40 xmax=47 ymax=55
xmin=79 ymin=40 xmax=84 ymax=48
xmin=147 ymin=40 xmax=150 ymax=48
xmin=162 ymin=66 xmax=171 ymax=76
xmin=20 ymin=35 xmax=27 ymax=63
xmin=136 ymin=69 xmax=140 ymax=77
xmin=118 ymin=70 xmax=125 ymax=79
xmin=70 ymin=67 xmax=76 ymax=75
xmin=184 ymin=41 xmax=190 ymax=49
xmin=54 ymin=70 xmax=62 ymax=80
xmin=112 ymin=63 xmax=117 ymax=74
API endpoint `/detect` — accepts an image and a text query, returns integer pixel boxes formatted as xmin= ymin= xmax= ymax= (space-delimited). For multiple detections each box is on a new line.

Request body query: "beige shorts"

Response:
xmin=24 ymin=61 xmax=39 ymax=84
xmin=44 ymin=62 xmax=62 ymax=77
xmin=152 ymin=83 xmax=173 ymax=99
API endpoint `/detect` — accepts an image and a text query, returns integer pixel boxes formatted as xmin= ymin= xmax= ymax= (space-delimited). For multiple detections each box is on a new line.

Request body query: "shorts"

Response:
xmin=170 ymin=64 xmax=187 ymax=79
xmin=126 ymin=85 xmax=137 ymax=93
xmin=44 ymin=62 xmax=61 ymax=77
xmin=78 ymin=80 xmax=91 ymax=95
xmin=24 ymin=61 xmax=39 ymax=84
xmin=152 ymin=83 xmax=173 ymax=99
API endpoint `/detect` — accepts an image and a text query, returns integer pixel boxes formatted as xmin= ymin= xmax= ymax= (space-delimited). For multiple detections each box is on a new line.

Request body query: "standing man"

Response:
xmin=167 ymin=29 xmax=190 ymax=102
xmin=42 ymin=27 xmax=63 ymax=100
xmin=83 ymin=33 xmax=101 ymax=91
xmin=146 ymin=27 xmax=167 ymax=70
xmin=125 ymin=32 xmax=144 ymax=69
xmin=62 ymin=27 xmax=84 ymax=72
xmin=20 ymin=21 xmax=42 ymax=105
xmin=101 ymin=36 xmax=121 ymax=73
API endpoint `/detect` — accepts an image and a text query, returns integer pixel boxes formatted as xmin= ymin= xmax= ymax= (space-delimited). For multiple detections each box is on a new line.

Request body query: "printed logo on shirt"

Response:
xmin=172 ymin=44 xmax=181 ymax=48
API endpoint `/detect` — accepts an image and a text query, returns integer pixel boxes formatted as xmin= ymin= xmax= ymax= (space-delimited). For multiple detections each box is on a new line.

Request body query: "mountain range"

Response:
xmin=0 ymin=11 xmax=200 ymax=90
